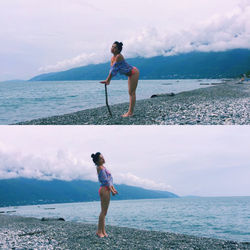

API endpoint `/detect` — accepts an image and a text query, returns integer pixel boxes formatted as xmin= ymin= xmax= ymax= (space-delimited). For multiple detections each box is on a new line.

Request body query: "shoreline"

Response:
xmin=1 ymin=214 xmax=249 ymax=249
xmin=16 ymin=80 xmax=250 ymax=125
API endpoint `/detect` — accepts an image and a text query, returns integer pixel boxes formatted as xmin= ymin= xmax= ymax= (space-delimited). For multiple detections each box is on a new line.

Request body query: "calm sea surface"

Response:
xmin=0 ymin=79 xmax=221 ymax=124
xmin=2 ymin=197 xmax=250 ymax=242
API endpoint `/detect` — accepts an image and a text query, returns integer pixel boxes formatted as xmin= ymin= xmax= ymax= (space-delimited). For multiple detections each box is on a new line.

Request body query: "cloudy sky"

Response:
xmin=0 ymin=126 xmax=249 ymax=197
xmin=0 ymin=0 xmax=250 ymax=81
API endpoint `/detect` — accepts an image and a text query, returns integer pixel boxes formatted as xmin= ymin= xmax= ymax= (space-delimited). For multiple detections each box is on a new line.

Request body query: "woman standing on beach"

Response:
xmin=91 ymin=152 xmax=118 ymax=238
xmin=100 ymin=41 xmax=140 ymax=117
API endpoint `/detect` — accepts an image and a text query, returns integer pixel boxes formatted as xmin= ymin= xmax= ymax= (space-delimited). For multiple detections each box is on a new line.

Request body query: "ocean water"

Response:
xmin=2 ymin=197 xmax=250 ymax=242
xmin=0 ymin=79 xmax=221 ymax=124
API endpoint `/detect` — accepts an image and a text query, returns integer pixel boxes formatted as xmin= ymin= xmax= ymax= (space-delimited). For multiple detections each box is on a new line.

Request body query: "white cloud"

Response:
xmin=0 ymin=126 xmax=250 ymax=196
xmin=38 ymin=0 xmax=250 ymax=73
xmin=0 ymin=148 xmax=95 ymax=181
xmin=1 ymin=0 xmax=249 ymax=80
xmin=124 ymin=3 xmax=250 ymax=56
xmin=115 ymin=172 xmax=172 ymax=191
xmin=38 ymin=51 xmax=109 ymax=73
xmin=0 ymin=146 xmax=172 ymax=191
xmin=126 ymin=0 xmax=250 ymax=56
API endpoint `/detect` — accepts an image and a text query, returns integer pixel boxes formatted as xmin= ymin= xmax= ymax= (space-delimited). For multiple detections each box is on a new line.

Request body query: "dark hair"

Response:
xmin=114 ymin=41 xmax=123 ymax=53
xmin=91 ymin=152 xmax=101 ymax=165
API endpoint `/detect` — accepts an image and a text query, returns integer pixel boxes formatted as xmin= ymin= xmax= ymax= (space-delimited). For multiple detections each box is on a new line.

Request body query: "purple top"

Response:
xmin=110 ymin=60 xmax=133 ymax=77
xmin=98 ymin=167 xmax=113 ymax=187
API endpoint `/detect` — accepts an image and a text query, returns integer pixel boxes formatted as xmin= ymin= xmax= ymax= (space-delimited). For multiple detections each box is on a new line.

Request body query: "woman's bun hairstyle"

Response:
xmin=114 ymin=41 xmax=123 ymax=53
xmin=91 ymin=152 xmax=101 ymax=165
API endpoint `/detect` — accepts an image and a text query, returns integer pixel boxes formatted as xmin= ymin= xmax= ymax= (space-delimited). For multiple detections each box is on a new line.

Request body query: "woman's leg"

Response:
xmin=97 ymin=187 xmax=110 ymax=237
xmin=122 ymin=68 xmax=139 ymax=117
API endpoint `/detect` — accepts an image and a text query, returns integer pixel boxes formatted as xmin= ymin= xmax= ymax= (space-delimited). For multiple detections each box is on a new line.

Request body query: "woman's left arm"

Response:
xmin=110 ymin=185 xmax=118 ymax=195
xmin=100 ymin=54 xmax=123 ymax=85
xmin=100 ymin=66 xmax=116 ymax=85
xmin=100 ymin=72 xmax=112 ymax=85
xmin=100 ymin=57 xmax=115 ymax=85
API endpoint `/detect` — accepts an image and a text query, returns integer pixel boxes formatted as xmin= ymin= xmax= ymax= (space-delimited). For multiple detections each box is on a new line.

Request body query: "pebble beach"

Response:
xmin=16 ymin=80 xmax=249 ymax=125
xmin=1 ymin=214 xmax=250 ymax=249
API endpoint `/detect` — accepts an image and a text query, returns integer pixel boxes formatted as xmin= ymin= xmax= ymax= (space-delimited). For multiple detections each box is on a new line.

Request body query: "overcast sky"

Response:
xmin=0 ymin=126 xmax=249 ymax=197
xmin=0 ymin=0 xmax=250 ymax=81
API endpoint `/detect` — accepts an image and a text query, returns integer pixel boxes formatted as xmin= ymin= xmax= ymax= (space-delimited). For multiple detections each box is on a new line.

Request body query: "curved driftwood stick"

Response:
xmin=105 ymin=84 xmax=112 ymax=117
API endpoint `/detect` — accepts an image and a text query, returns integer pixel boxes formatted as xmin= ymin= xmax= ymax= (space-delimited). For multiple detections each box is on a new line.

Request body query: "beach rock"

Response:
xmin=151 ymin=92 xmax=175 ymax=98
xmin=41 ymin=217 xmax=65 ymax=221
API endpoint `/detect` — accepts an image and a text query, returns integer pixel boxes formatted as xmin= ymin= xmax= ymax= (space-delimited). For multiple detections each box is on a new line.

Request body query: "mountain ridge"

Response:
xmin=0 ymin=178 xmax=178 ymax=207
xmin=30 ymin=49 xmax=250 ymax=81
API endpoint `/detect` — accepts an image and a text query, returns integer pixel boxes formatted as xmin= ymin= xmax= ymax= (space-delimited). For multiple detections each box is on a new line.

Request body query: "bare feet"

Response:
xmin=104 ymin=232 xmax=108 ymax=237
xmin=122 ymin=112 xmax=133 ymax=117
xmin=96 ymin=232 xmax=105 ymax=238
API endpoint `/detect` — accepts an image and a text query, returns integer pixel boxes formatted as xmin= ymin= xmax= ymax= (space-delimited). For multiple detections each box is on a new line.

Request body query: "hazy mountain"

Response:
xmin=30 ymin=49 xmax=250 ymax=81
xmin=0 ymin=178 xmax=178 ymax=207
